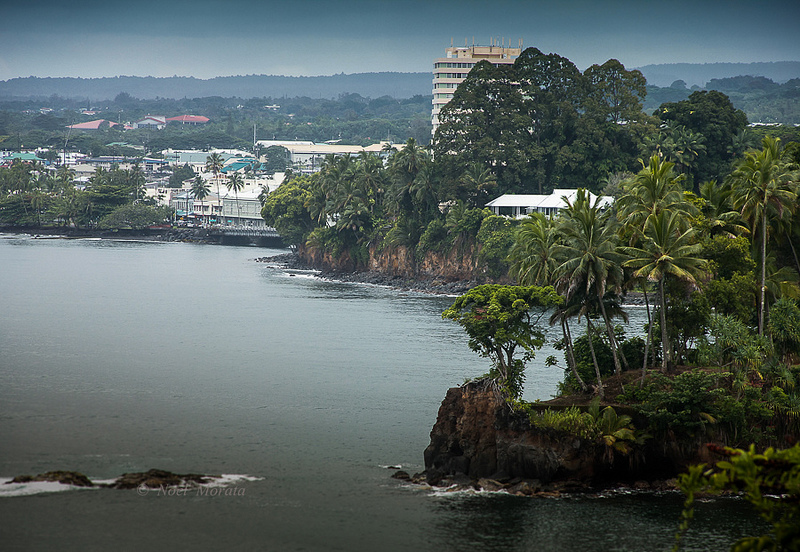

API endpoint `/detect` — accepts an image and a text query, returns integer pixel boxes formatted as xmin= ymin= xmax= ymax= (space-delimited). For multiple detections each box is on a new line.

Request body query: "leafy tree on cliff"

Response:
xmin=260 ymin=175 xmax=315 ymax=246
xmin=442 ymin=284 xmax=562 ymax=398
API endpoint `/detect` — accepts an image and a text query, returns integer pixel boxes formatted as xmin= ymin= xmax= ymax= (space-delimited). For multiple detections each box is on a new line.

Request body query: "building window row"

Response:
xmin=433 ymin=73 xmax=471 ymax=80
xmin=433 ymin=83 xmax=457 ymax=89
xmin=434 ymin=62 xmax=476 ymax=69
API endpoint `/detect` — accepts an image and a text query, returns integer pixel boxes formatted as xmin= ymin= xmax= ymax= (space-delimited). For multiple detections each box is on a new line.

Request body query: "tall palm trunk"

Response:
xmin=586 ymin=318 xmax=604 ymax=399
xmin=561 ymin=316 xmax=587 ymax=392
xmin=659 ymin=278 xmax=671 ymax=372
xmin=759 ymin=211 xmax=767 ymax=336
xmin=597 ymin=290 xmax=625 ymax=374
xmin=641 ymin=284 xmax=654 ymax=387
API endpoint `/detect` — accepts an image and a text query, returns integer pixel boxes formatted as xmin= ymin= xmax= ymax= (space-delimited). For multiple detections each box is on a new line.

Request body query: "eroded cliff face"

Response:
xmin=299 ymin=243 xmax=483 ymax=283
xmin=423 ymin=380 xmax=717 ymax=487
xmin=423 ymin=380 xmax=601 ymax=484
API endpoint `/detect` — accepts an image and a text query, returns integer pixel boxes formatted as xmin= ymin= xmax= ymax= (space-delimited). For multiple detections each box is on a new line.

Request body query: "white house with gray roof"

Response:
xmin=485 ymin=189 xmax=613 ymax=218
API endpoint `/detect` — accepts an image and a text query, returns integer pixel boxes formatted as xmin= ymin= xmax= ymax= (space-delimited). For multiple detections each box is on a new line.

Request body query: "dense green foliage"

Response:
xmin=0 ymin=92 xmax=433 ymax=155
xmin=524 ymin=398 xmax=643 ymax=457
xmin=0 ymin=160 xmax=160 ymax=228
xmin=644 ymin=75 xmax=800 ymax=125
xmin=442 ymin=284 xmax=562 ymax=398
xmin=97 ymin=203 xmax=173 ymax=229
xmin=675 ymin=444 xmax=800 ymax=551
xmin=434 ymin=50 xmax=649 ymax=195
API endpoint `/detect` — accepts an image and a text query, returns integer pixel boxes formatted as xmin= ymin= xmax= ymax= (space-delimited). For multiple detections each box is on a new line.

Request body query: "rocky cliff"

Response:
xmin=422 ymin=379 xmax=719 ymax=490
xmin=300 ymin=242 xmax=487 ymax=286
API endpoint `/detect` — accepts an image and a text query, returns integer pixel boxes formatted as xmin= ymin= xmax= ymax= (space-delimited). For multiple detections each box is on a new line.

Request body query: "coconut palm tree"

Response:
xmin=617 ymin=154 xmax=694 ymax=233
xmin=509 ymin=212 xmax=560 ymax=287
xmin=190 ymin=176 xmax=211 ymax=226
xmin=555 ymin=189 xmax=628 ymax=375
xmin=205 ymin=153 xmax=224 ymax=224
xmin=622 ymin=209 xmax=707 ymax=372
xmin=459 ymin=162 xmax=497 ymax=207
xmin=354 ymin=152 xmax=385 ymax=216
xmin=227 ymin=172 xmax=245 ymax=226
xmin=728 ymin=136 xmax=798 ymax=335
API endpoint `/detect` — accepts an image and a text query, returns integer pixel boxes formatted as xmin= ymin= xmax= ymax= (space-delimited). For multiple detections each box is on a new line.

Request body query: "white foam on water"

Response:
xmin=0 ymin=478 xmax=99 ymax=498
xmin=202 ymin=474 xmax=263 ymax=487
xmin=0 ymin=474 xmax=263 ymax=497
xmin=428 ymin=485 xmax=510 ymax=498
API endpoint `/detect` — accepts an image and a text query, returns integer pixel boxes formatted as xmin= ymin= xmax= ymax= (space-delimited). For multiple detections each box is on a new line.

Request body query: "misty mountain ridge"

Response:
xmin=0 ymin=62 xmax=797 ymax=102
xmin=0 ymin=73 xmax=433 ymax=102
xmin=635 ymin=61 xmax=800 ymax=88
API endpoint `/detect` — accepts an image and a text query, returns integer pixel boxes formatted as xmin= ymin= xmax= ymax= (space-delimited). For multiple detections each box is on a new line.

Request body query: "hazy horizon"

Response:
xmin=2 ymin=0 xmax=799 ymax=81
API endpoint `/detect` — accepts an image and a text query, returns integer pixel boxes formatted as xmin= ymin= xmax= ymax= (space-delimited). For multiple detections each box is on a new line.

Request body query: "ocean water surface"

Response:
xmin=0 ymin=235 xmax=762 ymax=551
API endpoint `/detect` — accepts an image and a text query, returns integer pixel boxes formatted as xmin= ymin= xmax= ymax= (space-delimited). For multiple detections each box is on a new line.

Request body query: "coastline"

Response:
xmin=256 ymin=252 xmax=651 ymax=303
xmin=256 ymin=252 xmax=479 ymax=296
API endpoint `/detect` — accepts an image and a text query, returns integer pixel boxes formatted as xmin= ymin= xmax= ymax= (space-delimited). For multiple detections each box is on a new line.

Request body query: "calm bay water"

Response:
xmin=0 ymin=235 xmax=762 ymax=551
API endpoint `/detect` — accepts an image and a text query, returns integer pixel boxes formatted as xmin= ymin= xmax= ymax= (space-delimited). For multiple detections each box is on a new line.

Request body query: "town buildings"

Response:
xmin=254 ymin=140 xmax=399 ymax=173
xmin=431 ymin=39 xmax=522 ymax=135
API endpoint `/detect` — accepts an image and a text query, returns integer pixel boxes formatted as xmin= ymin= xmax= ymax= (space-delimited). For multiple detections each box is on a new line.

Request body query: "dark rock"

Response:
xmin=507 ymin=479 xmax=542 ymax=496
xmin=8 ymin=471 xmax=93 ymax=487
xmin=109 ymin=469 xmax=215 ymax=489
xmin=391 ymin=470 xmax=410 ymax=480
xmin=425 ymin=468 xmax=444 ymax=486
xmin=488 ymin=471 xmax=512 ymax=484
xmin=424 ymin=379 xmax=504 ymax=480
xmin=410 ymin=473 xmax=427 ymax=484
xmin=477 ymin=478 xmax=505 ymax=492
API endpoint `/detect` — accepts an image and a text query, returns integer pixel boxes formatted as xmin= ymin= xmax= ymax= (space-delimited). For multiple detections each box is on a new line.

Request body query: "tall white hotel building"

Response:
xmin=431 ymin=39 xmax=522 ymax=135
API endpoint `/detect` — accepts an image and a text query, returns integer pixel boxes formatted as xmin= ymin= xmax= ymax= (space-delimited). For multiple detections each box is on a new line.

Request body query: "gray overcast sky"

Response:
xmin=1 ymin=0 xmax=798 ymax=80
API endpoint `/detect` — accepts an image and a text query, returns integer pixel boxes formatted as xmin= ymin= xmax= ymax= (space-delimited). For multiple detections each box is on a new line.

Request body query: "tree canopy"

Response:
xmin=442 ymin=284 xmax=562 ymax=398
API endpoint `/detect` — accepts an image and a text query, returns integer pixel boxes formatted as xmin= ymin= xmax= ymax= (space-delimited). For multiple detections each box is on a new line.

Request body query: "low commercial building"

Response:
xmin=254 ymin=140 xmax=399 ymax=173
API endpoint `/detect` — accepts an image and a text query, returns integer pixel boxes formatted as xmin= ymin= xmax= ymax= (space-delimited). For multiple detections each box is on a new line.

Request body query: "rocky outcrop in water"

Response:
xmin=421 ymin=379 xmax=713 ymax=491
xmin=9 ymin=471 xmax=94 ymax=487
xmin=6 ymin=469 xmax=219 ymax=489
xmin=109 ymin=469 xmax=217 ymax=489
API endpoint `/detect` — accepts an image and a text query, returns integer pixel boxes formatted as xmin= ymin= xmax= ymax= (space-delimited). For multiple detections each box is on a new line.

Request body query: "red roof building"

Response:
xmin=67 ymin=119 xmax=122 ymax=130
xmin=167 ymin=115 xmax=210 ymax=125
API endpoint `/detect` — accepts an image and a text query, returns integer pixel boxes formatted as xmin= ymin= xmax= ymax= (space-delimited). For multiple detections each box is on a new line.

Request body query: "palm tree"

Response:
xmin=355 ymin=152 xmax=385 ymax=216
xmin=618 ymin=155 xmax=694 ymax=233
xmin=622 ymin=210 xmax=707 ymax=372
xmin=728 ymin=136 xmax=798 ymax=335
xmin=555 ymin=189 xmax=627 ymax=375
xmin=509 ymin=212 xmax=560 ymax=287
xmin=388 ymin=138 xmax=430 ymax=218
xmin=227 ymin=172 xmax=245 ymax=226
xmin=55 ymin=165 xmax=76 ymax=196
xmin=205 ymin=153 xmax=224 ymax=224
xmin=696 ymin=180 xmax=747 ymax=238
xmin=459 ymin=162 xmax=497 ymax=207
xmin=190 ymin=176 xmax=211 ymax=226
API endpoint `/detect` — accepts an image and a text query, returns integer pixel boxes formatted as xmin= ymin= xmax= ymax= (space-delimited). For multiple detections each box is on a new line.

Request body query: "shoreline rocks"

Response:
xmin=256 ymin=252 xmax=479 ymax=295
xmin=6 ymin=469 xmax=221 ymax=490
